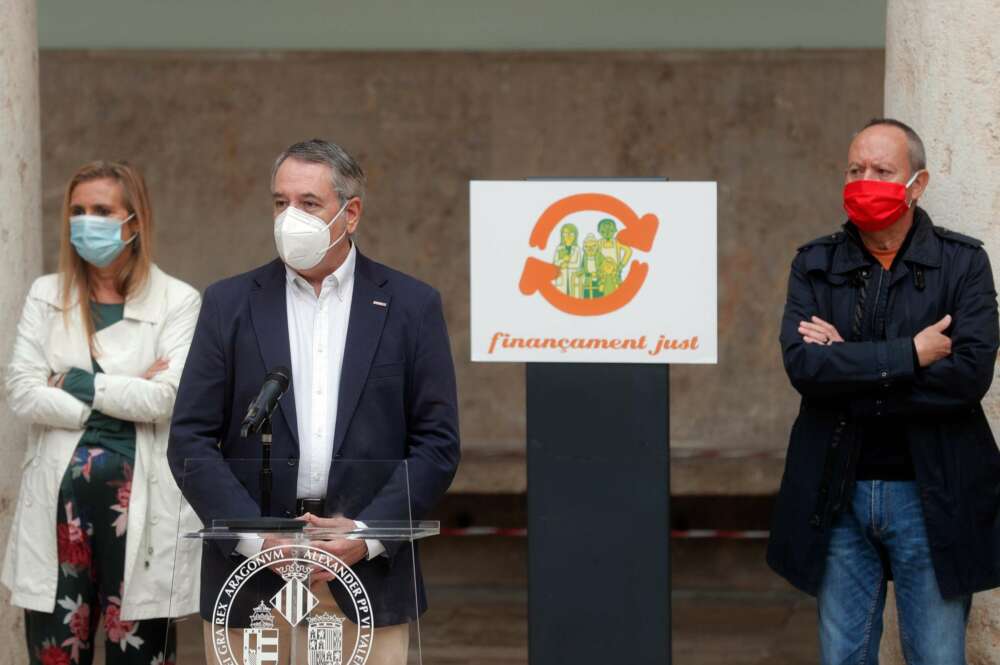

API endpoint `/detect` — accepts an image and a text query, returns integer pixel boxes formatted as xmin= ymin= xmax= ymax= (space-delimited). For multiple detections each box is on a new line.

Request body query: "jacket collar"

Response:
xmin=36 ymin=264 xmax=166 ymax=323
xmin=830 ymin=231 xmax=870 ymax=275
xmin=122 ymin=265 xmax=166 ymax=323
xmin=896 ymin=207 xmax=942 ymax=268
xmin=835 ymin=207 xmax=941 ymax=274
xmin=248 ymin=248 xmax=391 ymax=452
xmin=332 ymin=250 xmax=391 ymax=455
xmin=250 ymin=258 xmax=297 ymax=446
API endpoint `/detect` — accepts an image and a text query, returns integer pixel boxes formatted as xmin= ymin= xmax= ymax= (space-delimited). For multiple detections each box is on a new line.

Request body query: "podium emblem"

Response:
xmin=307 ymin=613 xmax=345 ymax=665
xmin=211 ymin=545 xmax=375 ymax=665
xmin=243 ymin=602 xmax=280 ymax=665
xmin=270 ymin=562 xmax=320 ymax=626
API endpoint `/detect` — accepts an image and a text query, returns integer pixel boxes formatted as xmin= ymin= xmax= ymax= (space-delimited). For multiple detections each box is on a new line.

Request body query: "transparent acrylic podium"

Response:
xmin=167 ymin=458 xmax=438 ymax=665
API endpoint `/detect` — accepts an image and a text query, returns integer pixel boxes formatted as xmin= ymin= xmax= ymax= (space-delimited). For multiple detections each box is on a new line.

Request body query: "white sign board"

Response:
xmin=470 ymin=180 xmax=717 ymax=364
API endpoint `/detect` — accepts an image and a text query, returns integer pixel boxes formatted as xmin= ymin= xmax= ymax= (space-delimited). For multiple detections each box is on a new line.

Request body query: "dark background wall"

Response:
xmin=39 ymin=50 xmax=884 ymax=493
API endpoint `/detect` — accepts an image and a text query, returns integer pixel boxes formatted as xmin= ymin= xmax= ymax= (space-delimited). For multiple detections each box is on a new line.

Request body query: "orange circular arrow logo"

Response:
xmin=519 ymin=193 xmax=659 ymax=316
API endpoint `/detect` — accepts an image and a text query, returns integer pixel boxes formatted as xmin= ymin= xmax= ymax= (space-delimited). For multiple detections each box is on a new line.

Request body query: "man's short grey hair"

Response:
xmin=862 ymin=118 xmax=927 ymax=173
xmin=271 ymin=139 xmax=367 ymax=203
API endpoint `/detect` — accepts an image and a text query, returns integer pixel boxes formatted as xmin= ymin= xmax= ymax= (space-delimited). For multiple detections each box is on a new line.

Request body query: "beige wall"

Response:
xmin=38 ymin=50 xmax=884 ymax=492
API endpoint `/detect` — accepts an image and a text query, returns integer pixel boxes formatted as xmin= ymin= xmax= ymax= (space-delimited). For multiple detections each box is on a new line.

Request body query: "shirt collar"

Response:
xmin=285 ymin=242 xmax=357 ymax=301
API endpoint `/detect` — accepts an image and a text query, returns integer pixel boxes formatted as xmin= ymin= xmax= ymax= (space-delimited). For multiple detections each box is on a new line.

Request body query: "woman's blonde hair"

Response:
xmin=58 ymin=161 xmax=154 ymax=355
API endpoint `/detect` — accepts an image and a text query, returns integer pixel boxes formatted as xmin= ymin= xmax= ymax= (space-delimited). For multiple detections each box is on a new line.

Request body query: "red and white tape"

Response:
xmin=440 ymin=527 xmax=769 ymax=540
xmin=671 ymin=448 xmax=785 ymax=461
xmin=669 ymin=529 xmax=769 ymax=540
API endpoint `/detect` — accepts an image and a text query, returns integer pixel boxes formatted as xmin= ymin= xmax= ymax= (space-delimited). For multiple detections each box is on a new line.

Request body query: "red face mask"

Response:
xmin=842 ymin=170 xmax=922 ymax=232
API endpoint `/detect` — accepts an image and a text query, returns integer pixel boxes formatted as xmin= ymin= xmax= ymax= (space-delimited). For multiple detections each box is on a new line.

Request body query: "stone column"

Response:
xmin=882 ymin=1 xmax=1000 ymax=663
xmin=0 ymin=0 xmax=42 ymax=662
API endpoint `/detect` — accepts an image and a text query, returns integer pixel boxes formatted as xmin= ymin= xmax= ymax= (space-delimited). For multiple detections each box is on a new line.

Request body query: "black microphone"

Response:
xmin=240 ymin=366 xmax=291 ymax=437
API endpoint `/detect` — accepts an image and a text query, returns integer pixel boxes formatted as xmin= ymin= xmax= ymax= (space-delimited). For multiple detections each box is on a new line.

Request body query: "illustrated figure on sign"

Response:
xmin=553 ymin=223 xmax=582 ymax=297
xmin=580 ymin=233 xmax=604 ymax=299
xmin=597 ymin=217 xmax=632 ymax=295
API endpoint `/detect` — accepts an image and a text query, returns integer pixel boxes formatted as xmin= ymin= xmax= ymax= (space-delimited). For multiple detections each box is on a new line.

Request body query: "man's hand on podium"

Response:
xmin=259 ymin=519 xmax=308 ymax=557
xmin=301 ymin=514 xmax=370 ymax=578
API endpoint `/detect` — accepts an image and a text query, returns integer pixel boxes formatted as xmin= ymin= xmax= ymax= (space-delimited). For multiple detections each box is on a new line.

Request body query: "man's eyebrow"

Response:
xmin=271 ymin=191 xmax=322 ymax=200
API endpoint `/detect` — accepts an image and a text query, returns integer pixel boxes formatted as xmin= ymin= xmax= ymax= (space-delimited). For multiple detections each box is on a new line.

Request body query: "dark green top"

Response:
xmin=61 ymin=302 xmax=136 ymax=459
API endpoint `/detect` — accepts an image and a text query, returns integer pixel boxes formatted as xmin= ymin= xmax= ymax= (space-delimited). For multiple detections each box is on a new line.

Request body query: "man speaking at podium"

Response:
xmin=168 ymin=139 xmax=460 ymax=663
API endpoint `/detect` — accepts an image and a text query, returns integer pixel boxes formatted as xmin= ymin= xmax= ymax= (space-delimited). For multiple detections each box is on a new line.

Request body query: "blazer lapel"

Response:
xmin=333 ymin=253 xmax=391 ymax=455
xmin=249 ymin=260 xmax=299 ymax=448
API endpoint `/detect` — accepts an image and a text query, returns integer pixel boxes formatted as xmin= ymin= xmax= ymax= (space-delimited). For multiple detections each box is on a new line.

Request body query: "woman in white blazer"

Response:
xmin=3 ymin=161 xmax=202 ymax=665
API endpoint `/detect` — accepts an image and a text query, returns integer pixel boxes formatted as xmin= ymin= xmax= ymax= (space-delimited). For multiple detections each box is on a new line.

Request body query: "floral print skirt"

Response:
xmin=24 ymin=446 xmax=176 ymax=665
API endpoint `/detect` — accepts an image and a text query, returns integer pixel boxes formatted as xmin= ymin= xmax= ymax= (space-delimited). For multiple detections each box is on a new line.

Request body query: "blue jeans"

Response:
xmin=817 ymin=480 xmax=971 ymax=665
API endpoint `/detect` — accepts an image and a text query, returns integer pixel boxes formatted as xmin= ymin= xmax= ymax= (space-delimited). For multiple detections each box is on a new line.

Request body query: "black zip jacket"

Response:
xmin=767 ymin=207 xmax=1000 ymax=598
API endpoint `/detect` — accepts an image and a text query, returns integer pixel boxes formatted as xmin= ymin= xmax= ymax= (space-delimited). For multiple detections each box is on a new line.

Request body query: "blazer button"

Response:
xmin=284 ymin=510 xmax=293 ymax=518
xmin=809 ymin=515 xmax=822 ymax=527
xmin=288 ymin=458 xmax=298 ymax=466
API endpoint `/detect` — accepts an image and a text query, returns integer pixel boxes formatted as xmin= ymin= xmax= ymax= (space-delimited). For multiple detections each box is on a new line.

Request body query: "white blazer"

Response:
xmin=2 ymin=265 xmax=203 ymax=620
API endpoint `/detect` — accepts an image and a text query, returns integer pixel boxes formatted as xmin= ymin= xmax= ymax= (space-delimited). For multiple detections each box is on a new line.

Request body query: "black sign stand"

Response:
xmin=519 ymin=176 xmax=672 ymax=663
xmin=527 ymin=363 xmax=670 ymax=664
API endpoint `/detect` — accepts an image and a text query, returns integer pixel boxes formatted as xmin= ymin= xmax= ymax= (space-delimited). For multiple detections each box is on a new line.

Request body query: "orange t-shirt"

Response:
xmin=867 ymin=246 xmax=898 ymax=271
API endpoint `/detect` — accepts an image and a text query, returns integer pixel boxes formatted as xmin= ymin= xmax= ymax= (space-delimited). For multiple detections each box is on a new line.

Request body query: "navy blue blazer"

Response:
xmin=168 ymin=252 xmax=460 ymax=626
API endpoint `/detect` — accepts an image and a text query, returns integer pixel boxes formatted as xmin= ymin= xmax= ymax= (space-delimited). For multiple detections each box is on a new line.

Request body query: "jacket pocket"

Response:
xmin=369 ymin=362 xmax=405 ymax=380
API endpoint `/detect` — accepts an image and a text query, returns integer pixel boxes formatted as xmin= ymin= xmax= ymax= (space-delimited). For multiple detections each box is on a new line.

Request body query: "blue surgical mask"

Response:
xmin=69 ymin=214 xmax=137 ymax=267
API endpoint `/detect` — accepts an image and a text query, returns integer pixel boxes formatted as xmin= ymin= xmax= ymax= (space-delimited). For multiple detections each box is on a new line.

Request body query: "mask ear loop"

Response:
xmin=904 ymin=170 xmax=923 ymax=208
xmin=318 ymin=199 xmax=352 ymax=253
xmin=120 ymin=213 xmax=139 ymax=245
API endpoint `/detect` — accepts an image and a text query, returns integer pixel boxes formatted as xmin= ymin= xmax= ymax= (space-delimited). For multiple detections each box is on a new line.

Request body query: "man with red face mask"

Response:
xmin=768 ymin=118 xmax=1000 ymax=665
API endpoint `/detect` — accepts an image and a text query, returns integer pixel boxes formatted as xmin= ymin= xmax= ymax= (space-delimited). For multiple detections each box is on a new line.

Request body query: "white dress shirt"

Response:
xmin=237 ymin=244 xmax=383 ymax=559
xmin=287 ymin=246 xmax=355 ymax=499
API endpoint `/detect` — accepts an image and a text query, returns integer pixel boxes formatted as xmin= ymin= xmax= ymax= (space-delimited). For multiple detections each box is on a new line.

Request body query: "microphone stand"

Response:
xmin=260 ymin=416 xmax=273 ymax=518
xmin=222 ymin=398 xmax=303 ymax=533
